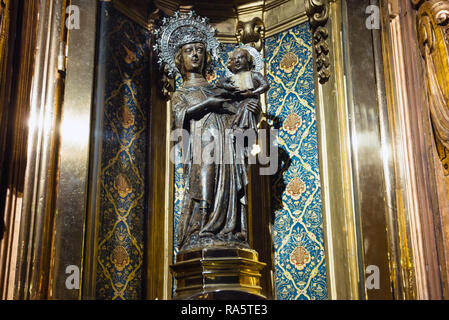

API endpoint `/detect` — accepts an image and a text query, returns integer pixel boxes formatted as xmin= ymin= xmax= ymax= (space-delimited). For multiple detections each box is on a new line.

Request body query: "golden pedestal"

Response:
xmin=171 ymin=247 xmax=266 ymax=300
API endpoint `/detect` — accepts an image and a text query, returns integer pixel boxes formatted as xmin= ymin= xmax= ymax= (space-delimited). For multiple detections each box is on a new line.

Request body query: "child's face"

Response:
xmin=229 ymin=49 xmax=249 ymax=73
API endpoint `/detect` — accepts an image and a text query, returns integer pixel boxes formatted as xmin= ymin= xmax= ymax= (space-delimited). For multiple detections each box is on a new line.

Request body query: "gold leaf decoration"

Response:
xmin=286 ymin=177 xmax=306 ymax=200
xmin=283 ymin=113 xmax=302 ymax=134
xmin=114 ymin=174 xmax=132 ymax=198
xmin=122 ymin=44 xmax=137 ymax=64
xmin=290 ymin=245 xmax=311 ymax=271
xmin=280 ymin=52 xmax=299 ymax=73
xmin=120 ymin=104 xmax=135 ymax=129
xmin=111 ymin=246 xmax=130 ymax=271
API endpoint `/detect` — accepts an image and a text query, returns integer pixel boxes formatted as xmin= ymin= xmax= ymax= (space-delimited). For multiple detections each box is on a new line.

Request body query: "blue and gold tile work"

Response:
xmin=265 ymin=23 xmax=327 ymax=300
xmin=95 ymin=3 xmax=150 ymax=300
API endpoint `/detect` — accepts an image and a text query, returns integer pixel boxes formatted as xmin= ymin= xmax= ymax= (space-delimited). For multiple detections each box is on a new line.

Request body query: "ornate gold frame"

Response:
xmin=308 ymin=0 xmax=362 ymax=299
xmin=4 ymin=0 xmax=446 ymax=300
xmin=83 ymin=0 xmax=449 ymax=301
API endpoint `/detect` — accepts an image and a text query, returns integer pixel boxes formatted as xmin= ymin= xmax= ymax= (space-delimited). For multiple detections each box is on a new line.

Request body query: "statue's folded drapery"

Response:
xmin=173 ymin=84 xmax=253 ymax=252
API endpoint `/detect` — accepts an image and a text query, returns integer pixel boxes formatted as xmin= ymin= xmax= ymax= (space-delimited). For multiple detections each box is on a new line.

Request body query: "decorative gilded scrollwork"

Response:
xmin=305 ymin=0 xmax=332 ymax=84
xmin=415 ymin=0 xmax=449 ymax=175
xmin=236 ymin=17 xmax=265 ymax=52
xmin=0 ymin=0 xmax=8 ymax=68
xmin=0 ymin=1 xmax=5 ymax=35
xmin=159 ymin=64 xmax=175 ymax=98
xmin=412 ymin=0 xmax=426 ymax=8
xmin=149 ymin=10 xmax=176 ymax=98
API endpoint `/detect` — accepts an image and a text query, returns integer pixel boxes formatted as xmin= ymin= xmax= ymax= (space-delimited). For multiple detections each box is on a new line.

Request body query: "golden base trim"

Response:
xmin=171 ymin=247 xmax=266 ymax=300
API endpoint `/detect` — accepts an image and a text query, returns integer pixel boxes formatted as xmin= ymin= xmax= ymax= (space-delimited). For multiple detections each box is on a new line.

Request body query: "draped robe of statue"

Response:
xmin=173 ymin=83 xmax=258 ymax=252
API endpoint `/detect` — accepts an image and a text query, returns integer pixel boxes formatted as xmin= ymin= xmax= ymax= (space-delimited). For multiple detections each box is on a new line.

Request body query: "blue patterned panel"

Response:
xmin=265 ymin=23 xmax=327 ymax=300
xmin=95 ymin=3 xmax=150 ymax=300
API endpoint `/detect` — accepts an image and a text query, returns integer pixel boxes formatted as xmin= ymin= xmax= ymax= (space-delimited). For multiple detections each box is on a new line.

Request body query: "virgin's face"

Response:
xmin=181 ymin=42 xmax=205 ymax=73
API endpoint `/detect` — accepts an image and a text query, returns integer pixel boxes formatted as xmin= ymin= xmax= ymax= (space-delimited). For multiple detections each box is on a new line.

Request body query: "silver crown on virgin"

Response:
xmin=153 ymin=11 xmax=220 ymax=78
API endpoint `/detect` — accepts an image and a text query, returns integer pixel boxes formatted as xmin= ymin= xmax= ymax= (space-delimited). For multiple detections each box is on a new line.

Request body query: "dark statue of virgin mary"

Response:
xmin=171 ymin=40 xmax=262 ymax=252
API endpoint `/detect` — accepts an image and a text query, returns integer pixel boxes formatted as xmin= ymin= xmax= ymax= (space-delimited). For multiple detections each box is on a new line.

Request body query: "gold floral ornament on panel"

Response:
xmin=114 ymin=174 xmax=132 ymax=198
xmin=115 ymin=224 xmax=127 ymax=242
xmin=120 ymin=104 xmax=135 ymax=129
xmin=122 ymin=44 xmax=137 ymax=64
xmin=111 ymin=246 xmax=130 ymax=271
xmin=283 ymin=113 xmax=302 ymax=134
xmin=290 ymin=245 xmax=311 ymax=271
xmin=286 ymin=177 xmax=306 ymax=200
xmin=280 ymin=52 xmax=299 ymax=74
xmin=206 ymin=70 xmax=217 ymax=83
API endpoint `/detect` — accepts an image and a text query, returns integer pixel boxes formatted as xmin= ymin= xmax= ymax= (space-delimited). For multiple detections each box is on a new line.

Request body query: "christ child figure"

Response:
xmin=217 ymin=47 xmax=270 ymax=131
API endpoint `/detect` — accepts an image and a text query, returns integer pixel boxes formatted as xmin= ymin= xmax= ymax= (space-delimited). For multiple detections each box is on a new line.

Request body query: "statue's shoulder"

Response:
xmin=251 ymin=70 xmax=264 ymax=79
xmin=251 ymin=70 xmax=269 ymax=87
xmin=173 ymin=83 xmax=216 ymax=99
xmin=172 ymin=89 xmax=187 ymax=106
xmin=202 ymin=83 xmax=219 ymax=94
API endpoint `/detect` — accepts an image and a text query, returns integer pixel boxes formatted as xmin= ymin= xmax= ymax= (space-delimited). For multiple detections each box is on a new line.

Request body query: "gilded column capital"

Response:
xmin=305 ymin=0 xmax=330 ymax=28
xmin=236 ymin=17 xmax=265 ymax=52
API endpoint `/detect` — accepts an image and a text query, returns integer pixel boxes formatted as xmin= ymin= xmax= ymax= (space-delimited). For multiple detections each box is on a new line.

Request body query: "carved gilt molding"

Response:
xmin=414 ymin=0 xmax=449 ymax=175
xmin=305 ymin=0 xmax=332 ymax=84
xmin=236 ymin=17 xmax=265 ymax=51
xmin=113 ymin=0 xmax=159 ymax=31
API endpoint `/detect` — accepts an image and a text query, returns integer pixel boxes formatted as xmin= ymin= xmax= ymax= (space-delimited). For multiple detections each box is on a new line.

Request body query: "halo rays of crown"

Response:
xmin=153 ymin=10 xmax=221 ymax=78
